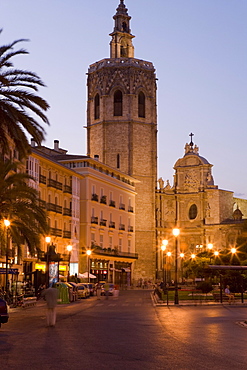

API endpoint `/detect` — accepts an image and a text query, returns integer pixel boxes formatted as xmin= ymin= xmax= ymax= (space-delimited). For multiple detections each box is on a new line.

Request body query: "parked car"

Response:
xmin=101 ymin=283 xmax=115 ymax=296
xmin=77 ymin=284 xmax=90 ymax=299
xmin=0 ymin=297 xmax=9 ymax=328
xmin=82 ymin=283 xmax=95 ymax=296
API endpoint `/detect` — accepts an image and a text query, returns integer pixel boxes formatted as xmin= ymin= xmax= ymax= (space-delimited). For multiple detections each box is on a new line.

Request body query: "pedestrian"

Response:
xmin=224 ymin=285 xmax=235 ymax=304
xmin=41 ymin=283 xmax=59 ymax=327
xmin=104 ymin=282 xmax=110 ymax=299
xmin=96 ymin=283 xmax=101 ymax=300
xmin=113 ymin=284 xmax=119 ymax=298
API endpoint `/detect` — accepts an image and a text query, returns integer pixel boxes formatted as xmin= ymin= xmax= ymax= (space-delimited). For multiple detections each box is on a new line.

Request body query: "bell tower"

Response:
xmin=87 ymin=1 xmax=157 ymax=282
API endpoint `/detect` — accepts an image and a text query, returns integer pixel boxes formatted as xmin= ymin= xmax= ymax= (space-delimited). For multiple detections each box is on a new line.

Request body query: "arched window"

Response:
xmin=189 ymin=204 xmax=197 ymax=220
xmin=114 ymin=90 xmax=123 ymax=116
xmin=94 ymin=93 xmax=100 ymax=120
xmin=138 ymin=92 xmax=145 ymax=118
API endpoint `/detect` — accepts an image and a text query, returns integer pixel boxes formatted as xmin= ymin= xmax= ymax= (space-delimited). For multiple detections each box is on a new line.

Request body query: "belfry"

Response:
xmin=87 ymin=1 xmax=157 ymax=281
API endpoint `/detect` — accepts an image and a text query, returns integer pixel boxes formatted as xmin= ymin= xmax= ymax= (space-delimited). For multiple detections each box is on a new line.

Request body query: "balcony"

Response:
xmin=63 ymin=208 xmax=72 ymax=217
xmin=100 ymin=195 xmax=107 ymax=204
xmin=63 ymin=185 xmax=72 ymax=194
xmin=47 ymin=203 xmax=62 ymax=214
xmin=119 ymin=203 xmax=125 ymax=210
xmin=128 ymin=226 xmax=134 ymax=232
xmin=63 ymin=230 xmax=71 ymax=239
xmin=100 ymin=219 xmax=107 ymax=227
xmin=93 ymin=246 xmax=138 ymax=259
xmin=109 ymin=200 xmax=116 ymax=207
xmin=91 ymin=216 xmax=98 ymax=224
xmin=50 ymin=227 xmax=62 ymax=237
xmin=39 ymin=174 xmax=46 ymax=185
xmin=91 ymin=193 xmax=99 ymax=202
xmin=47 ymin=179 xmax=63 ymax=191
xmin=128 ymin=206 xmax=134 ymax=213
xmin=119 ymin=224 xmax=125 ymax=231
xmin=39 ymin=200 xmax=46 ymax=209
xmin=109 ymin=221 xmax=115 ymax=229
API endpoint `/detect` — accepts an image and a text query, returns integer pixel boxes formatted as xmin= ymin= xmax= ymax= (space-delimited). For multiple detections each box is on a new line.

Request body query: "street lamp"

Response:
xmin=4 ymin=219 xmax=10 ymax=296
xmin=45 ymin=236 xmax=51 ymax=287
xmin=172 ymin=228 xmax=180 ymax=305
xmin=180 ymin=252 xmax=184 ymax=282
xmin=86 ymin=250 xmax=92 ymax=283
xmin=67 ymin=245 xmax=72 ymax=282
xmin=161 ymin=239 xmax=168 ymax=285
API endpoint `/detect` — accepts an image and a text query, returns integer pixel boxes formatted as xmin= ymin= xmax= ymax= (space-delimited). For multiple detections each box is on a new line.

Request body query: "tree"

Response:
xmin=0 ymin=158 xmax=49 ymax=258
xmin=0 ymin=29 xmax=49 ymax=159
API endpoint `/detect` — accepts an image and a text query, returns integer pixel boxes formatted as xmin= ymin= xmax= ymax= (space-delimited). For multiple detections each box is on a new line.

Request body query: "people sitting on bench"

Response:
xmin=224 ymin=285 xmax=235 ymax=304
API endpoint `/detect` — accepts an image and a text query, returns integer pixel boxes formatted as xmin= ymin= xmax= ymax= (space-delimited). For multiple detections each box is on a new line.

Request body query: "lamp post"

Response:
xmin=67 ymin=245 xmax=72 ymax=282
xmin=86 ymin=250 xmax=92 ymax=283
xmin=4 ymin=219 xmax=10 ymax=295
xmin=172 ymin=228 xmax=180 ymax=305
xmin=161 ymin=239 xmax=168 ymax=286
xmin=45 ymin=236 xmax=51 ymax=287
xmin=180 ymin=253 xmax=184 ymax=283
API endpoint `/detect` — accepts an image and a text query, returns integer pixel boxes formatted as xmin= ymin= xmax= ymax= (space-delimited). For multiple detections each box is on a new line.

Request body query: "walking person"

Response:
xmin=96 ymin=283 xmax=101 ymax=300
xmin=41 ymin=283 xmax=59 ymax=327
xmin=104 ymin=282 xmax=110 ymax=299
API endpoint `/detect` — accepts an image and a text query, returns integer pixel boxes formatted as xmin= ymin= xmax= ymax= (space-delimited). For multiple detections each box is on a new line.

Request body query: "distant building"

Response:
xmin=156 ymin=139 xmax=247 ymax=281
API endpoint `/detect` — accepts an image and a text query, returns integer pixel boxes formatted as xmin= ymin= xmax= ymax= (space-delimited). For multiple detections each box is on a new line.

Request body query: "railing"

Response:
xmin=50 ymin=228 xmax=62 ymax=237
xmin=119 ymin=203 xmax=125 ymax=210
xmin=39 ymin=200 xmax=46 ymax=209
xmin=39 ymin=174 xmax=46 ymax=185
xmin=128 ymin=226 xmax=134 ymax=232
xmin=47 ymin=203 xmax=62 ymax=214
xmin=93 ymin=246 xmax=138 ymax=259
xmin=47 ymin=179 xmax=63 ymax=191
xmin=91 ymin=216 xmax=98 ymax=224
xmin=128 ymin=206 xmax=134 ymax=213
xmin=63 ymin=230 xmax=71 ymax=239
xmin=91 ymin=193 xmax=99 ymax=202
xmin=100 ymin=219 xmax=107 ymax=227
xmin=100 ymin=196 xmax=107 ymax=204
xmin=109 ymin=200 xmax=116 ymax=207
xmin=119 ymin=224 xmax=125 ymax=231
xmin=109 ymin=221 xmax=115 ymax=229
xmin=63 ymin=208 xmax=72 ymax=217
xmin=63 ymin=185 xmax=72 ymax=194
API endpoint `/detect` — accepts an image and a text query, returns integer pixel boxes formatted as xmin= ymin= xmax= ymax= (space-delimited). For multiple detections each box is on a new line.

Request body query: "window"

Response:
xmin=94 ymin=93 xmax=100 ymax=119
xmin=100 ymin=235 xmax=103 ymax=248
xmin=138 ymin=92 xmax=145 ymax=118
xmin=114 ymin=90 xmax=123 ymax=116
xmin=117 ymin=154 xmax=120 ymax=169
xmin=119 ymin=238 xmax=122 ymax=252
xmin=189 ymin=204 xmax=197 ymax=220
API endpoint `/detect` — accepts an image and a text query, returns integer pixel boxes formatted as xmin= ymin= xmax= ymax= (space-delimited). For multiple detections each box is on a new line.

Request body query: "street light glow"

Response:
xmin=67 ymin=245 xmax=72 ymax=252
xmin=161 ymin=245 xmax=166 ymax=251
xmin=180 ymin=253 xmax=185 ymax=258
xmin=4 ymin=219 xmax=10 ymax=227
xmin=172 ymin=228 xmax=180 ymax=237
xmin=45 ymin=236 xmax=51 ymax=243
xmin=162 ymin=239 xmax=168 ymax=246
xmin=167 ymin=251 xmax=172 ymax=257
xmin=207 ymin=243 xmax=213 ymax=250
xmin=86 ymin=249 xmax=92 ymax=256
xmin=214 ymin=251 xmax=219 ymax=256
xmin=191 ymin=254 xmax=196 ymax=259
xmin=231 ymin=247 xmax=237 ymax=254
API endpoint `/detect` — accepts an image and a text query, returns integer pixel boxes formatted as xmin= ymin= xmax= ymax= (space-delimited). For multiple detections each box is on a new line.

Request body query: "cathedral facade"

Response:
xmin=87 ymin=1 xmax=157 ymax=282
xmin=156 ymin=138 xmax=247 ymax=280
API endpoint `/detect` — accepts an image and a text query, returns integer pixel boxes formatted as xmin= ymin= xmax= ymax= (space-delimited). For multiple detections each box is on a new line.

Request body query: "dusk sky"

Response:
xmin=2 ymin=1 xmax=247 ymax=197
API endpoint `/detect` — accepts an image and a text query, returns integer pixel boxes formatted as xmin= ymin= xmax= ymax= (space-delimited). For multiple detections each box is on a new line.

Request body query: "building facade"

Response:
xmin=87 ymin=1 xmax=157 ymax=282
xmin=156 ymin=139 xmax=247 ymax=281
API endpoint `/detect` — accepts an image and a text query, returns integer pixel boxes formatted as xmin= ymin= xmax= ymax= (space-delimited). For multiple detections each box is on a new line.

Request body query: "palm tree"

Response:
xmin=0 ymin=29 xmax=49 ymax=159
xmin=0 ymin=158 xmax=49 ymax=258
